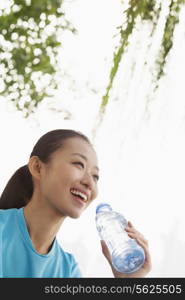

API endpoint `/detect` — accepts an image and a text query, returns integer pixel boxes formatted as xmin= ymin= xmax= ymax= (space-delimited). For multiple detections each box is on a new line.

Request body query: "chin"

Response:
xmin=68 ymin=208 xmax=84 ymax=219
xmin=69 ymin=212 xmax=82 ymax=219
xmin=70 ymin=215 xmax=80 ymax=219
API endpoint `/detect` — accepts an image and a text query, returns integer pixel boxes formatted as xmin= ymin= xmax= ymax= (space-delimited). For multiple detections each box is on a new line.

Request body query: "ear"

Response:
xmin=28 ymin=156 xmax=42 ymax=181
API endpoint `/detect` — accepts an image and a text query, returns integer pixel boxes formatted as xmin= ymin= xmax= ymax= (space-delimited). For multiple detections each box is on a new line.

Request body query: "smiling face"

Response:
xmin=38 ymin=137 xmax=99 ymax=218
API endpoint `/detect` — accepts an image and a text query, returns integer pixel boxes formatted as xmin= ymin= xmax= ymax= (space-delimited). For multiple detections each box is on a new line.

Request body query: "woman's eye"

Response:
xmin=93 ymin=175 xmax=99 ymax=182
xmin=73 ymin=162 xmax=84 ymax=168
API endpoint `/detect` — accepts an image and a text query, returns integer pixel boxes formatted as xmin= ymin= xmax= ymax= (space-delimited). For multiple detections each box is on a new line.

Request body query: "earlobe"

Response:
xmin=28 ymin=156 xmax=42 ymax=180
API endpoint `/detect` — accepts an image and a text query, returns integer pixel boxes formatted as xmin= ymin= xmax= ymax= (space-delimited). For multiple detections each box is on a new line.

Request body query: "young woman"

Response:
xmin=0 ymin=129 xmax=151 ymax=278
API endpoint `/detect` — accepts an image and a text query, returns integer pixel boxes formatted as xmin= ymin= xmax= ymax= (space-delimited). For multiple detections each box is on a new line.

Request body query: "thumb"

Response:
xmin=100 ymin=240 xmax=112 ymax=265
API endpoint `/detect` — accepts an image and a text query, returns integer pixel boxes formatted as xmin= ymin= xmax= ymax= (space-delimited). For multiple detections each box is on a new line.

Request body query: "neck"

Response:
xmin=23 ymin=199 xmax=66 ymax=255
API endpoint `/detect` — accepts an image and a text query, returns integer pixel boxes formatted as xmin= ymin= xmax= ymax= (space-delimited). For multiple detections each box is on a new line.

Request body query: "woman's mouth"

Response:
xmin=70 ymin=188 xmax=88 ymax=201
xmin=70 ymin=188 xmax=88 ymax=206
xmin=71 ymin=194 xmax=86 ymax=206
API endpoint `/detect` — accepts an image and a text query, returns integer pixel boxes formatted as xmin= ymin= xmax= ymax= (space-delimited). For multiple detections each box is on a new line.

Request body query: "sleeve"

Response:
xmin=70 ymin=254 xmax=82 ymax=278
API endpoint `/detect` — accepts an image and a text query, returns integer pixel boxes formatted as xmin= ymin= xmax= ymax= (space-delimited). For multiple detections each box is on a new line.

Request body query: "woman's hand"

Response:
xmin=100 ymin=221 xmax=152 ymax=278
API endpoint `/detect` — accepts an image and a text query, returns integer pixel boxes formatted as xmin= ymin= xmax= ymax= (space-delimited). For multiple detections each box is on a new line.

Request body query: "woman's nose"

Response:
xmin=80 ymin=172 xmax=93 ymax=190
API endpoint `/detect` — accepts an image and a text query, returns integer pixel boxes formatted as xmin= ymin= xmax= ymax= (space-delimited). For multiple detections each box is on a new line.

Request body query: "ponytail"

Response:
xmin=0 ymin=165 xmax=33 ymax=209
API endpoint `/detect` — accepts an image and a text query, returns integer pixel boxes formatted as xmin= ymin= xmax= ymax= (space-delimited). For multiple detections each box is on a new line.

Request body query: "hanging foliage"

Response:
xmin=0 ymin=0 xmax=76 ymax=117
xmin=101 ymin=0 xmax=185 ymax=111
xmin=155 ymin=0 xmax=185 ymax=85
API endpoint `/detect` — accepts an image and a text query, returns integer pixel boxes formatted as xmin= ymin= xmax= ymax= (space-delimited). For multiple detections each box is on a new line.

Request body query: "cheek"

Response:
xmin=92 ymin=185 xmax=98 ymax=200
xmin=42 ymin=170 xmax=64 ymax=192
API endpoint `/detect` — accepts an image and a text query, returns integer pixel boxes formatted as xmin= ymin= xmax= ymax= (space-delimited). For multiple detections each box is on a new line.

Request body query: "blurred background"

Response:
xmin=0 ymin=0 xmax=185 ymax=277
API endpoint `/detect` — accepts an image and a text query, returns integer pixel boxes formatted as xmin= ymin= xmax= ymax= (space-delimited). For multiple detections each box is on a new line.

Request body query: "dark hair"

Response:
xmin=0 ymin=129 xmax=91 ymax=209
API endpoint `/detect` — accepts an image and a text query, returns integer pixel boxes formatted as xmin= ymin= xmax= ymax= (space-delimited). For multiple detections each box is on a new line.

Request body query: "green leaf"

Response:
xmin=0 ymin=0 xmax=74 ymax=116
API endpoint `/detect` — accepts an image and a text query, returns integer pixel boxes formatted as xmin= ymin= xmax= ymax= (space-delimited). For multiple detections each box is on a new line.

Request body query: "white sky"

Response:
xmin=1 ymin=0 xmax=185 ymax=277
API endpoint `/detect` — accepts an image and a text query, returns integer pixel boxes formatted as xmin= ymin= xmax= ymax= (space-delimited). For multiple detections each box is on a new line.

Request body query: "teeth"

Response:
xmin=70 ymin=189 xmax=88 ymax=201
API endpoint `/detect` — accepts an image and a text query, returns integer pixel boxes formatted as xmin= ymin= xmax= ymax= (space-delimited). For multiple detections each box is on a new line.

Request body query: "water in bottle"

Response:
xmin=95 ymin=203 xmax=145 ymax=274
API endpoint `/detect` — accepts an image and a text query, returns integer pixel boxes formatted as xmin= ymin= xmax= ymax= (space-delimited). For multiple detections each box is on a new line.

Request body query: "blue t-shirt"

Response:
xmin=0 ymin=207 xmax=82 ymax=278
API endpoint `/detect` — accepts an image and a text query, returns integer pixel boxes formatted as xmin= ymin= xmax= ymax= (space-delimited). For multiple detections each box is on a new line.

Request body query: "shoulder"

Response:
xmin=56 ymin=241 xmax=77 ymax=263
xmin=0 ymin=208 xmax=17 ymax=227
xmin=0 ymin=208 xmax=17 ymax=220
xmin=55 ymin=241 xmax=82 ymax=277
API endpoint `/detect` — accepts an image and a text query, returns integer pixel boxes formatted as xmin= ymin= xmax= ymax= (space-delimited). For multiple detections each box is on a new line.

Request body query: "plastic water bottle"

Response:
xmin=95 ymin=203 xmax=145 ymax=274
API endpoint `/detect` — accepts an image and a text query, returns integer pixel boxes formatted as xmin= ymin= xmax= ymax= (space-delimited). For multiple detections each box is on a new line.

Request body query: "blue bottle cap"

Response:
xmin=96 ymin=203 xmax=113 ymax=214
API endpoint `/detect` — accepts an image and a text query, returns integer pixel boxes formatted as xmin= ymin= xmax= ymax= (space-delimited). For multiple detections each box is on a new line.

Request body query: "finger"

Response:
xmin=127 ymin=232 xmax=148 ymax=244
xmin=136 ymin=237 xmax=152 ymax=271
xmin=127 ymin=221 xmax=134 ymax=228
xmin=125 ymin=227 xmax=144 ymax=240
xmin=125 ymin=227 xmax=140 ymax=234
xmin=135 ymin=237 xmax=151 ymax=265
xmin=125 ymin=223 xmax=144 ymax=235
xmin=126 ymin=221 xmax=138 ymax=232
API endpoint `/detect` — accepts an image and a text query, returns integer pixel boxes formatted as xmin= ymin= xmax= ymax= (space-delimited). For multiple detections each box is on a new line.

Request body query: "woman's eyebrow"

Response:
xmin=71 ymin=153 xmax=99 ymax=171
